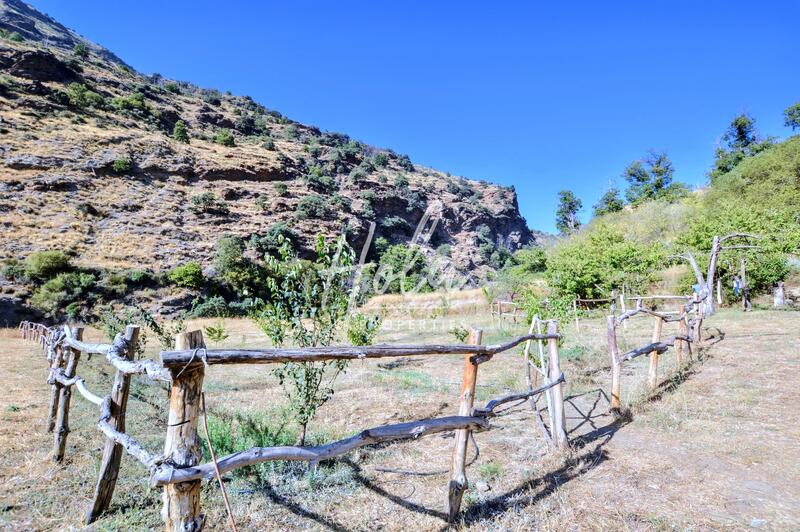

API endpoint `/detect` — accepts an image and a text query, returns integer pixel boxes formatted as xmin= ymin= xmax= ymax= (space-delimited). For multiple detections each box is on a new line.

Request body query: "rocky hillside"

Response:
xmin=0 ymin=1 xmax=535 ymax=289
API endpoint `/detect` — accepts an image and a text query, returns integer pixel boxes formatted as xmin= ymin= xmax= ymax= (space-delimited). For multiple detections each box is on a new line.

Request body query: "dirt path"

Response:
xmin=545 ymin=310 xmax=800 ymax=530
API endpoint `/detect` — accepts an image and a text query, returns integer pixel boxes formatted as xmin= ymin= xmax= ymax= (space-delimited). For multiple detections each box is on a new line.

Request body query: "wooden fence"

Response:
xmin=606 ymin=293 xmax=707 ymax=411
xmin=18 ymin=320 xmax=569 ymax=530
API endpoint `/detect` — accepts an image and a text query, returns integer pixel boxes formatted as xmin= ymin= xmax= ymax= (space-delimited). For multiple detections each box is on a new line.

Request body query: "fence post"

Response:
xmin=86 ymin=325 xmax=140 ymax=524
xmin=607 ymin=316 xmax=621 ymax=412
xmin=547 ymin=321 xmax=568 ymax=448
xmin=692 ymin=293 xmax=703 ymax=347
xmin=47 ymin=342 xmax=65 ymax=433
xmin=573 ymin=299 xmax=580 ymax=332
xmin=162 ymin=330 xmax=206 ymax=532
xmin=676 ymin=306 xmax=687 ymax=365
xmin=647 ymin=316 xmax=664 ymax=389
xmin=447 ymin=327 xmax=483 ymax=522
xmin=53 ymin=326 xmax=83 ymax=462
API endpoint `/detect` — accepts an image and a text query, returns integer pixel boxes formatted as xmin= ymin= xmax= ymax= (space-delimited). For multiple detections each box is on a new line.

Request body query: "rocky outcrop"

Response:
xmin=0 ymin=49 xmax=77 ymax=82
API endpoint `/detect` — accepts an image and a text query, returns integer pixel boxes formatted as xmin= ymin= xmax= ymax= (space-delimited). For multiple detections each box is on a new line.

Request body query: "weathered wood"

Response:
xmin=96 ymin=396 xmax=161 ymax=470
xmin=692 ymin=293 xmax=703 ymax=346
xmin=162 ymin=330 xmax=206 ymax=532
xmin=447 ymin=328 xmax=482 ymax=522
xmin=547 ymin=321 xmax=568 ymax=448
xmin=53 ymin=327 xmax=83 ymax=462
xmin=46 ymin=343 xmax=65 ymax=433
xmin=647 ymin=316 xmax=664 ymax=389
xmin=62 ymin=326 xmax=171 ymax=381
xmin=86 ymin=326 xmax=141 ymax=524
xmin=573 ymin=299 xmax=580 ymax=332
xmin=160 ymin=333 xmax=560 ymax=369
xmin=607 ymin=315 xmax=622 ymax=412
xmin=152 ymin=415 xmax=487 ymax=486
xmin=49 ymin=368 xmax=104 ymax=405
xmin=474 ymin=372 xmax=565 ymax=416
xmin=774 ymin=281 xmax=786 ymax=307
xmin=621 ymin=335 xmax=688 ymax=362
xmin=676 ymin=308 xmax=687 ymax=365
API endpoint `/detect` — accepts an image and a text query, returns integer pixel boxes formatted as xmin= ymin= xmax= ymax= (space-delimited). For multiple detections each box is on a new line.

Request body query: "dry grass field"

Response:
xmin=1 ymin=306 xmax=798 ymax=530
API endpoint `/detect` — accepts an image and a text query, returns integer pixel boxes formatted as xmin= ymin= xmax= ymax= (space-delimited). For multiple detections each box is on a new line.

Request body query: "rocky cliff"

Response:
xmin=0 ymin=0 xmax=536 ymax=294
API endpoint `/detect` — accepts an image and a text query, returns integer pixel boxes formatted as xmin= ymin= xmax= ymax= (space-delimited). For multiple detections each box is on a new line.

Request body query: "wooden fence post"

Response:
xmin=547 ymin=321 xmax=568 ymax=448
xmin=607 ymin=316 xmax=621 ymax=412
xmin=86 ymin=325 xmax=140 ymax=524
xmin=47 ymin=343 xmax=65 ymax=433
xmin=53 ymin=327 xmax=83 ymax=462
xmin=447 ymin=327 xmax=483 ymax=522
xmin=573 ymin=299 xmax=580 ymax=332
xmin=162 ymin=330 xmax=206 ymax=532
xmin=647 ymin=316 xmax=664 ymax=389
xmin=692 ymin=293 xmax=703 ymax=347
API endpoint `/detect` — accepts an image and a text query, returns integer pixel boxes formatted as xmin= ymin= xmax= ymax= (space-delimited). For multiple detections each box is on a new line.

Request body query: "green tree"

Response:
xmin=250 ymin=235 xmax=356 ymax=445
xmin=25 ymin=251 xmax=71 ymax=281
xmin=709 ymin=113 xmax=774 ymax=182
xmin=374 ymin=244 xmax=430 ymax=293
xmin=214 ymin=235 xmax=262 ymax=296
xmin=555 ymin=190 xmax=582 ymax=235
xmin=172 ymin=120 xmax=190 ymax=143
xmin=623 ymin=150 xmax=675 ymax=204
xmin=784 ymin=102 xmax=800 ymax=131
xmin=593 ymin=188 xmax=624 ymax=217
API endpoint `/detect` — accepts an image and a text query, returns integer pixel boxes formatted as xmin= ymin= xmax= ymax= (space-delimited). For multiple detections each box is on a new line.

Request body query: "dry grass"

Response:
xmin=1 ymin=309 xmax=799 ymax=530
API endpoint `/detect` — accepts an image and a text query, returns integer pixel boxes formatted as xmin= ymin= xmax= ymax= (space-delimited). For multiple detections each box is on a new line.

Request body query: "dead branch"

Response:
xmin=473 ymin=373 xmax=566 ymax=417
xmin=150 ymin=415 xmax=489 ymax=486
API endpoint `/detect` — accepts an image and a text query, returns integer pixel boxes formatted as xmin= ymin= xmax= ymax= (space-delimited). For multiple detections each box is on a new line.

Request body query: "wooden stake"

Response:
xmin=573 ymin=299 xmax=580 ymax=332
xmin=647 ymin=316 xmax=664 ymax=389
xmin=46 ymin=344 xmax=65 ymax=433
xmin=547 ymin=321 xmax=568 ymax=448
xmin=86 ymin=325 xmax=140 ymax=524
xmin=162 ymin=330 xmax=206 ymax=532
xmin=53 ymin=327 xmax=83 ymax=462
xmin=693 ymin=293 xmax=703 ymax=347
xmin=447 ymin=327 xmax=482 ymax=522
xmin=676 ymin=308 xmax=687 ymax=365
xmin=607 ymin=316 xmax=621 ymax=412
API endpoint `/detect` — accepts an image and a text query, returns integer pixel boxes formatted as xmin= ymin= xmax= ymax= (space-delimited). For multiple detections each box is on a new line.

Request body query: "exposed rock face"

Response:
xmin=0 ymin=0 xmax=538 ymax=283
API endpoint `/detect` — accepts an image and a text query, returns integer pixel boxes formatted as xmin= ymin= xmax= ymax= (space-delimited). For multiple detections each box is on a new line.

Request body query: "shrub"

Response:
xmin=111 ymin=92 xmax=148 ymax=113
xmin=214 ymin=235 xmax=263 ymax=294
xmin=213 ymin=129 xmax=235 ymax=147
xmin=373 ymin=152 xmax=389 ymax=167
xmin=0 ymin=30 xmax=23 ymax=42
xmin=66 ymin=83 xmax=105 ymax=109
xmin=346 ymin=313 xmax=382 ymax=345
xmin=204 ymin=320 xmax=229 ymax=343
xmin=375 ymin=244 xmax=431 ymax=294
xmin=296 ymin=194 xmax=330 ymax=219
xmin=111 ymin=158 xmax=132 ymax=174
xmin=73 ymin=43 xmax=89 ymax=58
xmin=25 ymin=251 xmax=71 ymax=281
xmin=168 ymin=262 xmax=204 ymax=289
xmin=190 ymin=192 xmax=229 ymax=216
xmin=450 ymin=325 xmax=469 ymax=342
xmin=397 ymin=154 xmax=414 ymax=171
xmin=274 ymin=182 xmax=288 ymax=196
xmin=125 ymin=269 xmax=153 ymax=285
xmin=30 ymin=272 xmax=95 ymax=317
xmin=380 ymin=215 xmax=409 ymax=230
xmin=164 ymin=82 xmax=181 ymax=94
xmin=191 ymin=295 xmax=232 ymax=318
xmin=249 ymin=223 xmax=297 ymax=256
xmin=172 ymin=120 xmax=190 ymax=143
xmin=99 ymin=270 xmax=128 ymax=295
xmin=262 ymin=139 xmax=275 ymax=150
xmin=436 ymin=244 xmax=452 ymax=257
xmin=304 ymin=172 xmax=336 ymax=193
xmin=1 ymin=260 xmax=27 ymax=282
xmin=394 ymin=174 xmax=409 ymax=188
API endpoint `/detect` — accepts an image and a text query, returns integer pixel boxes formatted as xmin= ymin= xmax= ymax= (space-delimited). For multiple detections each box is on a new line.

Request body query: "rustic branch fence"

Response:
xmin=18 ymin=320 xmax=569 ymax=530
xmin=607 ymin=293 xmax=707 ymax=412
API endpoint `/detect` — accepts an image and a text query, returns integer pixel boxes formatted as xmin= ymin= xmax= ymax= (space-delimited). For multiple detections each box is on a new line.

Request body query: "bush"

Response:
xmin=73 ymin=43 xmax=89 ymax=58
xmin=346 ymin=313 xmax=382 ymax=345
xmin=274 ymin=182 xmax=288 ymax=196
xmin=1 ymin=260 xmax=27 ymax=282
xmin=66 ymin=83 xmax=105 ymax=109
xmin=373 ymin=152 xmax=389 ymax=167
xmin=262 ymin=139 xmax=275 ymax=150
xmin=304 ymin=171 xmax=336 ymax=193
xmin=125 ymin=269 xmax=153 ymax=285
xmin=164 ymin=82 xmax=181 ymax=94
xmin=214 ymin=235 xmax=263 ymax=294
xmin=214 ymin=129 xmax=235 ymax=147
xmin=380 ymin=215 xmax=409 ymax=230
xmin=296 ymin=194 xmax=330 ymax=219
xmin=191 ymin=295 xmax=232 ymax=318
xmin=436 ymin=244 xmax=452 ymax=257
xmin=394 ymin=174 xmax=409 ymax=188
xmin=249 ymin=223 xmax=297 ymax=256
xmin=30 ymin=272 xmax=95 ymax=317
xmin=111 ymin=92 xmax=148 ymax=113
xmin=190 ymin=192 xmax=229 ymax=216
xmin=172 ymin=120 xmax=190 ymax=143
xmin=25 ymin=251 xmax=71 ymax=281
xmin=375 ymin=244 xmax=430 ymax=294
xmin=168 ymin=262 xmax=204 ymax=289
xmin=111 ymin=158 xmax=132 ymax=174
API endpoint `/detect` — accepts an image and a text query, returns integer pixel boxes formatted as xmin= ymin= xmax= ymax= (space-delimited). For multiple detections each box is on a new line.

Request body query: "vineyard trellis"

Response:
xmin=18 ymin=320 xmax=569 ymax=530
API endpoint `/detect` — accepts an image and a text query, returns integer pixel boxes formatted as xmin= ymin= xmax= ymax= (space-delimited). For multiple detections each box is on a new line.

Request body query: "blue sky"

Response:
xmin=31 ymin=1 xmax=799 ymax=233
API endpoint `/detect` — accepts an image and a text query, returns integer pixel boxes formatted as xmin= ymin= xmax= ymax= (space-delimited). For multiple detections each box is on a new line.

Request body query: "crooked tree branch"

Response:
xmin=160 ymin=332 xmax=562 ymax=368
xmin=473 ymin=373 xmax=566 ymax=417
xmin=150 ymin=415 xmax=489 ymax=486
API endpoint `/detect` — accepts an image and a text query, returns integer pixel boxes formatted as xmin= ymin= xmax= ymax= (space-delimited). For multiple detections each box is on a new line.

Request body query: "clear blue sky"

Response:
xmin=31 ymin=0 xmax=799 ymax=233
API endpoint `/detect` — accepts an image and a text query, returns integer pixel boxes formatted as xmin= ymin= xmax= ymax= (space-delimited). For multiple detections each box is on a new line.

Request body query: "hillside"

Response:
xmin=0 ymin=1 xmax=535 ymax=301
